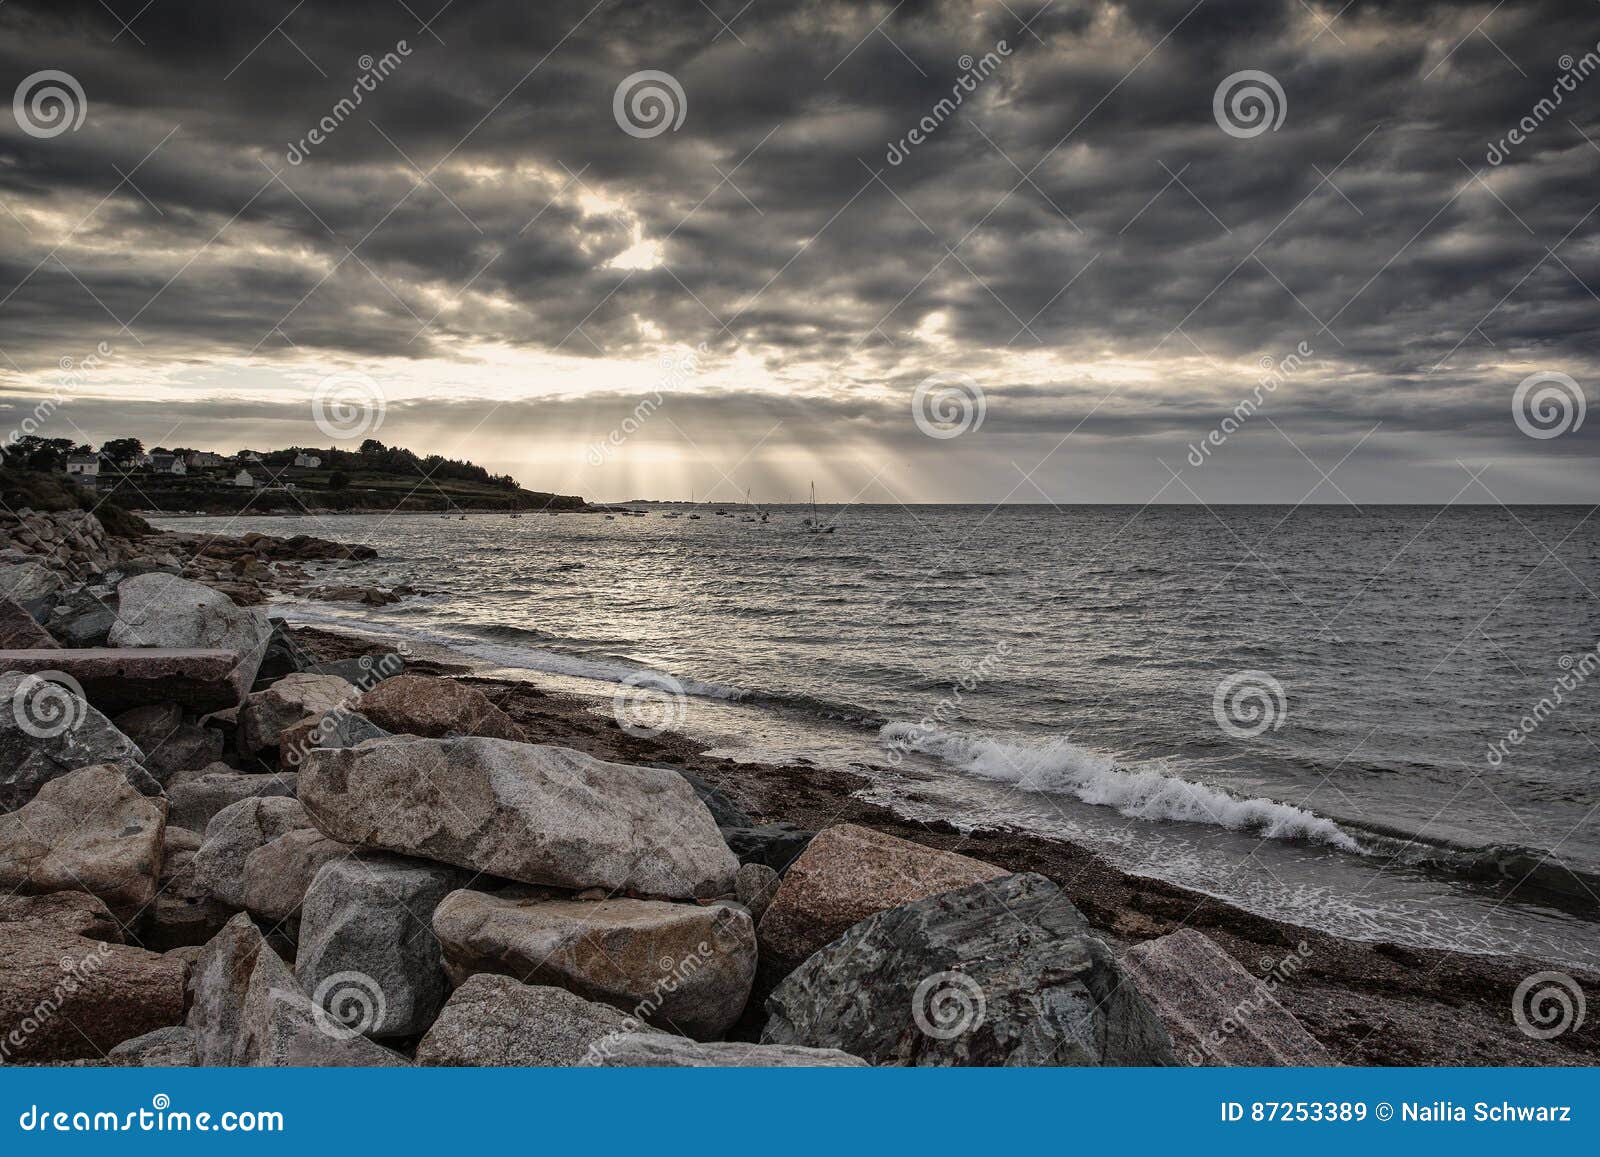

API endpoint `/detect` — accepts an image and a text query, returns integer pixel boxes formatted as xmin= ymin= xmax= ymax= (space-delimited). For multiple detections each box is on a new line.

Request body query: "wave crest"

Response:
xmin=880 ymin=723 xmax=1359 ymax=852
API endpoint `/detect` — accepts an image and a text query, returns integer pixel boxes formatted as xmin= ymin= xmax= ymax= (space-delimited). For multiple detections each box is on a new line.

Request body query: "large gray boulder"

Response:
xmin=239 ymin=933 xmax=408 ymax=1067
xmin=187 ymin=912 xmax=406 ymax=1066
xmin=187 ymin=913 xmax=268 ymax=1065
xmin=0 ymin=763 xmax=166 ymax=920
xmin=191 ymin=796 xmax=314 ymax=911
xmin=1122 ymin=928 xmax=1333 ymax=1066
xmin=108 ymin=574 xmax=271 ymax=704
xmin=432 ymin=889 xmax=756 ymax=1039
xmin=239 ymin=827 xmax=354 ymax=928
xmin=763 ymin=872 xmax=1177 ymax=1066
xmin=296 ymin=854 xmax=462 ymax=1039
xmin=299 ymin=737 xmax=738 ymax=899
xmin=416 ymin=974 xmax=644 ymax=1066
xmin=586 ymin=1034 xmax=869 ymax=1067
xmin=0 ymin=670 xmax=148 ymax=811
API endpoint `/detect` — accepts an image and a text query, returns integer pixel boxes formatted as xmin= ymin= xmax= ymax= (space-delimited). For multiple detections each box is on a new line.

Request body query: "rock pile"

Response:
xmin=0 ymin=523 xmax=1338 ymax=1069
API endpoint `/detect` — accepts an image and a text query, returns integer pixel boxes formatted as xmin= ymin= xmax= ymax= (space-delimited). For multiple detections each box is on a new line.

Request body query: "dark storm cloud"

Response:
xmin=1 ymin=0 xmax=1598 ymax=498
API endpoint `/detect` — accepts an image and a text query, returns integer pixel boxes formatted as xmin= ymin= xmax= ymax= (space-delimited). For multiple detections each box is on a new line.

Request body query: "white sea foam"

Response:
xmin=880 ymin=722 xmax=1361 ymax=852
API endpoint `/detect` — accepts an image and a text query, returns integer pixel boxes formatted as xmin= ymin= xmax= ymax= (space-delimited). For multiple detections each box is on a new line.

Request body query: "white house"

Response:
xmin=233 ymin=468 xmax=259 ymax=489
xmin=64 ymin=453 xmax=100 ymax=481
xmin=293 ymin=452 xmax=322 ymax=468
xmin=187 ymin=451 xmax=224 ymax=468
xmin=149 ymin=453 xmax=187 ymax=475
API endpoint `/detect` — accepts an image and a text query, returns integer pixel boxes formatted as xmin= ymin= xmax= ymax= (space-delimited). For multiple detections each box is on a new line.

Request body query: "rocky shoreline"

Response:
xmin=1 ymin=508 xmax=1595 ymax=1068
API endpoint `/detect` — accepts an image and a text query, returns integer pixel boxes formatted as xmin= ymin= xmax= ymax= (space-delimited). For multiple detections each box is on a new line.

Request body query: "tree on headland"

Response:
xmin=99 ymin=437 xmax=144 ymax=465
xmin=359 ymin=438 xmax=386 ymax=455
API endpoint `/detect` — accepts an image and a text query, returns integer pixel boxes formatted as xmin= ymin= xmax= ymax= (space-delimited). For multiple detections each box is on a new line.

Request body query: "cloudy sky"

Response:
xmin=1 ymin=0 xmax=1597 ymax=503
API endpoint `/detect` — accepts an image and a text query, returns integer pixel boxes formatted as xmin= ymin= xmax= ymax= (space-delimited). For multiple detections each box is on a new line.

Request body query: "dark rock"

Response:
xmin=675 ymin=769 xmax=753 ymax=827
xmin=0 ymin=596 xmax=59 ymax=648
xmin=112 ymin=702 xmax=224 ymax=782
xmin=0 ymin=647 xmax=252 ymax=714
xmin=255 ymin=620 xmax=316 ymax=682
xmin=306 ymin=653 xmax=406 ymax=690
xmin=44 ymin=587 xmax=117 ymax=647
xmin=762 ymin=872 xmax=1178 ymax=1066
xmin=721 ymin=821 xmax=815 ymax=872
xmin=0 ymin=670 xmax=147 ymax=811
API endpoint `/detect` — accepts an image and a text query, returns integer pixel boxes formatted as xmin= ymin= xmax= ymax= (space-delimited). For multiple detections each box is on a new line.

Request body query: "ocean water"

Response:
xmin=156 ymin=505 xmax=1600 ymax=967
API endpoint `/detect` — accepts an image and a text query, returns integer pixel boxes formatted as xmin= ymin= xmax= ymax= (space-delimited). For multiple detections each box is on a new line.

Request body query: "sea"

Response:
xmin=152 ymin=504 xmax=1600 ymax=969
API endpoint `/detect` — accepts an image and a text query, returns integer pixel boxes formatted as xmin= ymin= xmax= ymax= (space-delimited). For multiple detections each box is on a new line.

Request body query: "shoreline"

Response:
xmin=287 ymin=619 xmax=1600 ymax=1066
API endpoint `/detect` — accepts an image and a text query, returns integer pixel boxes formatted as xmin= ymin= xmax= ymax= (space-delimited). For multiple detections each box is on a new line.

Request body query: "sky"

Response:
xmin=1 ymin=0 xmax=1598 ymax=504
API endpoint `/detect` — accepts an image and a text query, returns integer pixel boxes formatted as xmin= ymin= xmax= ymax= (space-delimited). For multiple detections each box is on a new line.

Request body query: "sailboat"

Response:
xmin=805 ymin=482 xmax=835 ymax=534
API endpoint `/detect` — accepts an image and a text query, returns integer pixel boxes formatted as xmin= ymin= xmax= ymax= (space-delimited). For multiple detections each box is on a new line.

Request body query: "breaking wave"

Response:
xmin=880 ymin=722 xmax=1361 ymax=852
